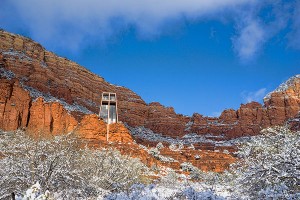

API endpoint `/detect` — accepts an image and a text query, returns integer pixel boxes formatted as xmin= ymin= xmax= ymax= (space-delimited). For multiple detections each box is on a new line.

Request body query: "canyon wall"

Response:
xmin=0 ymin=30 xmax=299 ymax=141
xmin=0 ymin=78 xmax=235 ymax=172
xmin=1 ymin=30 xmax=299 ymax=173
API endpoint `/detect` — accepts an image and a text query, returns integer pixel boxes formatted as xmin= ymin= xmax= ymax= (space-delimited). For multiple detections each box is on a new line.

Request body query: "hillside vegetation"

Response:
xmin=0 ymin=126 xmax=299 ymax=199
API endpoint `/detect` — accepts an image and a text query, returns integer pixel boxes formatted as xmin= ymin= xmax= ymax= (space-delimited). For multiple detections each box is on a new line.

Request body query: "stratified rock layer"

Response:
xmin=0 ymin=79 xmax=235 ymax=173
xmin=2 ymin=30 xmax=299 ymax=173
xmin=0 ymin=30 xmax=299 ymax=142
xmin=0 ymin=30 xmax=148 ymax=125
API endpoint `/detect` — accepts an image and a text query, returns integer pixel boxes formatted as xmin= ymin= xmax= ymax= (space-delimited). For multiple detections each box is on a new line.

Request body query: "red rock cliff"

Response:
xmin=0 ymin=30 xmax=299 ymax=141
xmin=0 ymin=79 xmax=30 ymax=130
xmin=3 ymin=30 xmax=299 ymax=173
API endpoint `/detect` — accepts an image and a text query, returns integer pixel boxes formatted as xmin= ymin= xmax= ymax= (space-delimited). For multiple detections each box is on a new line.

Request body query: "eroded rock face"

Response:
xmin=74 ymin=114 xmax=134 ymax=143
xmin=188 ymin=87 xmax=300 ymax=139
xmin=0 ymin=30 xmax=300 ymax=143
xmin=0 ymin=78 xmax=133 ymax=145
xmin=264 ymin=76 xmax=300 ymax=126
xmin=0 ymin=30 xmax=148 ymax=125
xmin=0 ymin=79 xmax=30 ymax=131
xmin=108 ymin=123 xmax=134 ymax=143
xmin=288 ymin=113 xmax=300 ymax=131
xmin=1 ymin=30 xmax=299 ymax=173
xmin=27 ymin=97 xmax=78 ymax=136
xmin=159 ymin=147 xmax=235 ymax=172
xmin=75 ymin=114 xmax=107 ymax=140
xmin=145 ymin=102 xmax=190 ymax=137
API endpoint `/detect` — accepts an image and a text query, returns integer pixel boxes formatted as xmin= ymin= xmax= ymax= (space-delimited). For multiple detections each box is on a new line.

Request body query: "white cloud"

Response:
xmin=232 ymin=0 xmax=291 ymax=61
xmin=241 ymin=88 xmax=267 ymax=103
xmin=289 ymin=1 xmax=300 ymax=49
xmin=233 ymin=18 xmax=265 ymax=60
xmin=1 ymin=0 xmax=254 ymax=50
xmin=0 ymin=0 xmax=299 ymax=59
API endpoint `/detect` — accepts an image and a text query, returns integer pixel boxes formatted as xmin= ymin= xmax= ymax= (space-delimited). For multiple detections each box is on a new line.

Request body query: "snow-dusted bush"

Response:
xmin=16 ymin=182 xmax=50 ymax=200
xmin=149 ymin=147 xmax=160 ymax=157
xmin=105 ymin=184 xmax=160 ymax=200
xmin=180 ymin=162 xmax=205 ymax=181
xmin=159 ymin=169 xmax=184 ymax=188
xmin=178 ymin=143 xmax=184 ymax=150
xmin=148 ymin=146 xmax=176 ymax=162
xmin=156 ymin=142 xmax=164 ymax=150
xmin=180 ymin=162 xmax=195 ymax=172
xmin=1 ymin=126 xmax=299 ymax=199
xmin=80 ymin=148 xmax=146 ymax=192
xmin=229 ymin=126 xmax=300 ymax=199
xmin=0 ymin=130 xmax=147 ymax=199
xmin=179 ymin=187 xmax=225 ymax=200
xmin=106 ymin=183 xmax=226 ymax=200
xmin=168 ymin=143 xmax=184 ymax=151
xmin=157 ymin=155 xmax=176 ymax=162
xmin=169 ymin=143 xmax=177 ymax=151
xmin=223 ymin=149 xmax=229 ymax=154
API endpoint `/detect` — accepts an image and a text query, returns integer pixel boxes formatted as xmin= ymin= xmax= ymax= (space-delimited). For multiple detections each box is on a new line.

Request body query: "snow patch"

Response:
xmin=184 ymin=121 xmax=194 ymax=131
xmin=264 ymin=74 xmax=300 ymax=101
xmin=129 ymin=125 xmax=250 ymax=147
xmin=0 ymin=67 xmax=15 ymax=80
xmin=22 ymin=85 xmax=93 ymax=114
xmin=40 ymin=61 xmax=48 ymax=68
xmin=109 ymin=83 xmax=125 ymax=88
xmin=76 ymin=97 xmax=99 ymax=109
xmin=138 ymin=144 xmax=177 ymax=163
xmin=1 ymin=50 xmax=33 ymax=62
xmin=106 ymin=183 xmax=228 ymax=200
xmin=127 ymin=97 xmax=142 ymax=102
xmin=1 ymin=50 xmax=48 ymax=68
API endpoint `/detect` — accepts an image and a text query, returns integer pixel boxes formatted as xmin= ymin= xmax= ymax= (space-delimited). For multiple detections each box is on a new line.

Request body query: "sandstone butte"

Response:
xmin=0 ymin=30 xmax=299 ymax=172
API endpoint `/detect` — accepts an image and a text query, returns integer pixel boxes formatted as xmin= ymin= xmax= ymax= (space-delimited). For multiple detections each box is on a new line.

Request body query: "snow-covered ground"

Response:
xmin=129 ymin=125 xmax=251 ymax=147
xmin=1 ymin=126 xmax=299 ymax=199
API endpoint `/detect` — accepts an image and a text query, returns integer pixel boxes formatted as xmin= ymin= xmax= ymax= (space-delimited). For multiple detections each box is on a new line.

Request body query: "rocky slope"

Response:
xmin=1 ymin=30 xmax=299 ymax=141
xmin=0 ymin=78 xmax=235 ymax=173
xmin=0 ymin=30 xmax=299 ymax=172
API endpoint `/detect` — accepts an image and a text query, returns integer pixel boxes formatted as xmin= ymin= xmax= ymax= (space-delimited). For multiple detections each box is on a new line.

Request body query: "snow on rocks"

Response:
xmin=0 ymin=66 xmax=15 ymax=80
xmin=16 ymin=182 xmax=50 ymax=200
xmin=264 ymin=74 xmax=300 ymax=101
xmin=22 ymin=84 xmax=93 ymax=114
xmin=1 ymin=50 xmax=33 ymax=62
xmin=129 ymin=125 xmax=251 ymax=147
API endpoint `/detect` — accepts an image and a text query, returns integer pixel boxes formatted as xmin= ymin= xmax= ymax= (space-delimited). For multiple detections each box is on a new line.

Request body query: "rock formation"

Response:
xmin=0 ymin=79 xmax=30 ymax=130
xmin=27 ymin=97 xmax=78 ymax=136
xmin=0 ymin=30 xmax=299 ymax=172
xmin=1 ymin=30 xmax=299 ymax=141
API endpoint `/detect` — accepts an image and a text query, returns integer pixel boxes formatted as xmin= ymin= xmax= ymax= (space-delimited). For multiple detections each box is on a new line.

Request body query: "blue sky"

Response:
xmin=1 ymin=0 xmax=300 ymax=116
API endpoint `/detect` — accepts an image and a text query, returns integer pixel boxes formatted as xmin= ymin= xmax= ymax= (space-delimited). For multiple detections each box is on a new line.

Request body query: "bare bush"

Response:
xmin=229 ymin=126 xmax=300 ymax=199
xmin=0 ymin=130 xmax=147 ymax=199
